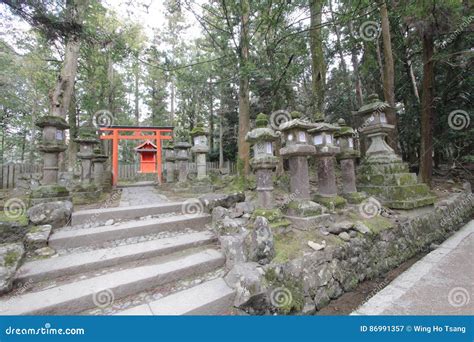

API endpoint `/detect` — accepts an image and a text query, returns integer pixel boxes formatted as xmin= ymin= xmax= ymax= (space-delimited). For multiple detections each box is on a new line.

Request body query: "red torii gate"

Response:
xmin=99 ymin=126 xmax=173 ymax=186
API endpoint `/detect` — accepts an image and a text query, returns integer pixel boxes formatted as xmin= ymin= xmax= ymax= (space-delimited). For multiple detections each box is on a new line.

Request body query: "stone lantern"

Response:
xmin=30 ymin=116 xmax=71 ymax=205
xmin=73 ymin=123 xmax=100 ymax=203
xmin=92 ymin=146 xmax=109 ymax=191
xmin=309 ymin=122 xmax=347 ymax=209
xmin=163 ymin=142 xmax=175 ymax=183
xmin=245 ymin=113 xmax=279 ymax=209
xmin=174 ymin=142 xmax=192 ymax=184
xmin=279 ymin=112 xmax=328 ymax=228
xmin=353 ymin=94 xmax=435 ymax=209
xmin=190 ymin=123 xmax=210 ymax=180
xmin=334 ymin=118 xmax=366 ymax=204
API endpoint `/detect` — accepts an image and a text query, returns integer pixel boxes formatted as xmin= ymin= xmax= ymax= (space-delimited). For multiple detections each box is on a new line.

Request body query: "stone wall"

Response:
xmin=264 ymin=188 xmax=474 ymax=314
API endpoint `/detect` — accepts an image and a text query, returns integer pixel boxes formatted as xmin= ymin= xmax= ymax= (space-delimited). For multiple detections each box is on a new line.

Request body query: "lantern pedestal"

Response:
xmin=72 ymin=126 xmax=100 ymax=204
xmin=163 ymin=144 xmax=175 ymax=183
xmin=278 ymin=115 xmax=329 ymax=229
xmin=92 ymin=149 xmax=110 ymax=192
xmin=335 ymin=119 xmax=366 ymax=204
xmin=30 ymin=116 xmax=71 ymax=205
xmin=190 ymin=124 xmax=213 ymax=193
xmin=174 ymin=142 xmax=191 ymax=184
xmin=354 ymin=94 xmax=435 ymax=209
xmin=309 ymin=123 xmax=347 ymax=209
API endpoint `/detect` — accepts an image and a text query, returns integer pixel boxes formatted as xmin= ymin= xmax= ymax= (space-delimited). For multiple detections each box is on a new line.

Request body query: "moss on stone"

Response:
xmin=0 ymin=211 xmax=28 ymax=226
xmin=313 ymin=195 xmax=347 ymax=209
xmin=30 ymin=185 xmax=69 ymax=199
xmin=4 ymin=250 xmax=19 ymax=267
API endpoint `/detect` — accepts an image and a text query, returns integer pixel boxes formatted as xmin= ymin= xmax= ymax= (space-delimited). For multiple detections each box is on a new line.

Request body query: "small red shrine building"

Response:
xmin=135 ymin=140 xmax=158 ymax=173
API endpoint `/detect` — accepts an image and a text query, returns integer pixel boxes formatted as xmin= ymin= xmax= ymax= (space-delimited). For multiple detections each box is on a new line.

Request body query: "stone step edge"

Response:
xmin=0 ymin=249 xmax=225 ymax=315
xmin=16 ymin=231 xmax=217 ymax=284
xmin=115 ymin=278 xmax=235 ymax=316
xmin=49 ymin=214 xmax=211 ymax=249
xmin=71 ymin=201 xmax=186 ymax=226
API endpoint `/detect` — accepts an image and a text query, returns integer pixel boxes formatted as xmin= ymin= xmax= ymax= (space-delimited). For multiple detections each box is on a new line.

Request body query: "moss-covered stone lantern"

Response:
xmin=334 ymin=118 xmax=366 ymax=204
xmin=245 ymin=113 xmax=279 ymax=209
xmin=92 ymin=146 xmax=109 ymax=191
xmin=163 ymin=141 xmax=175 ymax=183
xmin=279 ymin=111 xmax=328 ymax=228
xmin=353 ymin=94 xmax=435 ymax=209
xmin=30 ymin=115 xmax=71 ymax=205
xmin=73 ymin=123 xmax=100 ymax=203
xmin=309 ymin=122 xmax=347 ymax=209
xmin=174 ymin=141 xmax=192 ymax=183
xmin=190 ymin=123 xmax=210 ymax=180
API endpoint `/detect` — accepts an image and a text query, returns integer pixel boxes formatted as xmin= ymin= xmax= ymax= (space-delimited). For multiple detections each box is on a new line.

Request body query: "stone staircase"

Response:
xmin=0 ymin=201 xmax=235 ymax=315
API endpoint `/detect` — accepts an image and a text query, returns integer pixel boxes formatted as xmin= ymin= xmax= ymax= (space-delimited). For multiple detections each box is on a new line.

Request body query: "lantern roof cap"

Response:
xmin=245 ymin=127 xmax=279 ymax=143
xmin=174 ymin=141 xmax=192 ymax=149
xmin=308 ymin=122 xmax=340 ymax=133
xmin=279 ymin=118 xmax=317 ymax=131
xmin=190 ymin=122 xmax=208 ymax=137
xmin=352 ymin=93 xmax=392 ymax=116
xmin=255 ymin=113 xmax=269 ymax=128
xmin=334 ymin=118 xmax=355 ymax=137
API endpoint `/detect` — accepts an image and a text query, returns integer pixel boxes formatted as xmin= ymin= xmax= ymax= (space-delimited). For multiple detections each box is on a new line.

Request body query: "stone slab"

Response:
xmin=71 ymin=202 xmax=185 ymax=226
xmin=285 ymin=214 xmax=331 ymax=230
xmin=0 ymin=249 xmax=225 ymax=315
xmin=50 ymin=214 xmax=211 ymax=249
xmin=118 ymin=278 xmax=235 ymax=316
xmin=17 ymin=231 xmax=216 ymax=283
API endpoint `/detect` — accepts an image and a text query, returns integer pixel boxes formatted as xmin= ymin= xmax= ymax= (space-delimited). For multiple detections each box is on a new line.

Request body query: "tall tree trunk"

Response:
xmin=238 ymin=0 xmax=250 ymax=176
xmin=29 ymin=91 xmax=38 ymax=164
xmin=219 ymin=109 xmax=224 ymax=169
xmin=134 ymin=56 xmax=140 ymax=125
xmin=309 ymin=0 xmax=325 ymax=119
xmin=379 ymin=1 xmax=398 ymax=152
xmin=209 ymin=85 xmax=214 ymax=151
xmin=349 ymin=21 xmax=364 ymax=108
xmin=170 ymin=78 xmax=175 ymax=125
xmin=419 ymin=30 xmax=435 ymax=187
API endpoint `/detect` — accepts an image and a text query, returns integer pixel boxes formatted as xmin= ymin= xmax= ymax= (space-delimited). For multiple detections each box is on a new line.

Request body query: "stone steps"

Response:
xmin=49 ymin=214 xmax=211 ymax=249
xmin=115 ymin=278 xmax=235 ymax=316
xmin=16 ymin=231 xmax=216 ymax=284
xmin=0 ymin=248 xmax=225 ymax=315
xmin=71 ymin=201 xmax=186 ymax=226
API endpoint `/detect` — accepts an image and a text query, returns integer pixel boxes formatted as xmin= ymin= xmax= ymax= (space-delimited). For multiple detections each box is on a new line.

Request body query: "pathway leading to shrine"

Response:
xmin=119 ymin=185 xmax=169 ymax=207
xmin=353 ymin=220 xmax=474 ymax=315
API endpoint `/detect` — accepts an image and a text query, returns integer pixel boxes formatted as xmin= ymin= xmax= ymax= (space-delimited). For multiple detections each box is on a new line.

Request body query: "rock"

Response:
xmin=327 ymin=221 xmax=353 ymax=234
xmin=33 ymin=246 xmax=56 ymax=258
xmin=211 ymin=206 xmax=229 ymax=222
xmin=244 ymin=216 xmax=275 ymax=265
xmin=214 ymin=217 xmax=247 ymax=235
xmin=24 ymin=225 xmax=52 ymax=252
xmin=199 ymin=192 xmax=245 ymax=211
xmin=0 ymin=242 xmax=24 ymax=294
xmin=0 ymin=221 xmax=29 ymax=244
xmin=224 ymin=262 xmax=266 ymax=307
xmin=349 ymin=230 xmax=357 ymax=238
xmin=231 ymin=201 xmax=255 ymax=218
xmin=27 ymin=201 xmax=73 ymax=229
xmin=338 ymin=232 xmax=351 ymax=241
xmin=302 ymin=298 xmax=316 ymax=314
xmin=313 ymin=287 xmax=330 ymax=310
xmin=307 ymin=240 xmax=326 ymax=251
xmin=105 ymin=219 xmax=114 ymax=226
xmin=219 ymin=232 xmax=248 ymax=268
xmin=353 ymin=221 xmax=371 ymax=234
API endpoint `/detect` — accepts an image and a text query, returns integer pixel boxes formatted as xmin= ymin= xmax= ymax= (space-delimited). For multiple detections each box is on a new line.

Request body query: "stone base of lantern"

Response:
xmin=284 ymin=199 xmax=330 ymax=230
xmin=30 ymin=184 xmax=71 ymax=206
xmin=190 ymin=177 xmax=214 ymax=193
xmin=312 ymin=194 xmax=347 ymax=210
xmin=341 ymin=191 xmax=367 ymax=204
xmin=72 ymin=183 xmax=101 ymax=205
xmin=357 ymin=160 xmax=436 ymax=209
